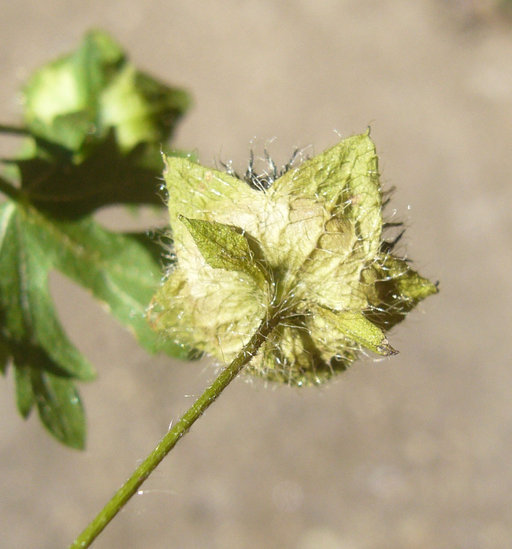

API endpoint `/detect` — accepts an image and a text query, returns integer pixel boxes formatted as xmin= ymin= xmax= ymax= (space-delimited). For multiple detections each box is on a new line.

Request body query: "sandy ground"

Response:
xmin=1 ymin=1 xmax=512 ymax=548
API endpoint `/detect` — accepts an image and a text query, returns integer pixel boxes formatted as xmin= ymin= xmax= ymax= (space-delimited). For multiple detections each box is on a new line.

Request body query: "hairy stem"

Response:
xmin=69 ymin=311 xmax=279 ymax=549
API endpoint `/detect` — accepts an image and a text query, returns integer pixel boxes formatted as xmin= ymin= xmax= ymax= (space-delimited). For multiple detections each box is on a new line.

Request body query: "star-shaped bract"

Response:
xmin=151 ymin=133 xmax=437 ymax=385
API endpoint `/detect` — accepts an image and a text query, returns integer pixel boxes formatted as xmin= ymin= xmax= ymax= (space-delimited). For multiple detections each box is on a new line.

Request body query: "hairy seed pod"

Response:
xmin=150 ymin=132 xmax=437 ymax=386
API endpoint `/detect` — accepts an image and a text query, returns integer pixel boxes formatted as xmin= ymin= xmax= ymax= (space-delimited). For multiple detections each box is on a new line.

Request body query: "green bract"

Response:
xmin=151 ymin=133 xmax=437 ymax=386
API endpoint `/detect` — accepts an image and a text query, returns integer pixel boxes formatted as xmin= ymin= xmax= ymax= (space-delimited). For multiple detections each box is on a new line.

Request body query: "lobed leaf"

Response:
xmin=0 ymin=30 xmax=194 ymax=446
xmin=0 ymin=198 xmax=193 ymax=447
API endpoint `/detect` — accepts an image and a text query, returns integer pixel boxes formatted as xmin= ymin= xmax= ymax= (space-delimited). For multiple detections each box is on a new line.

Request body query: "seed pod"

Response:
xmin=150 ymin=133 xmax=437 ymax=386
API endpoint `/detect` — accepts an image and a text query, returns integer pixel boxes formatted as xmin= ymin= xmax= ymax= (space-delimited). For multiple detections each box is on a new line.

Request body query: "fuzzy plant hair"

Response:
xmin=149 ymin=132 xmax=437 ymax=386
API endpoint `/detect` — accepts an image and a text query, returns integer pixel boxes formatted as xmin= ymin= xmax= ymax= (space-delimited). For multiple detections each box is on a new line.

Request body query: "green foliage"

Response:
xmin=9 ymin=133 xmax=187 ymax=219
xmin=22 ymin=29 xmax=190 ymax=158
xmin=1 ymin=29 xmax=438 ymax=448
xmin=0 ymin=31 xmax=192 ymax=448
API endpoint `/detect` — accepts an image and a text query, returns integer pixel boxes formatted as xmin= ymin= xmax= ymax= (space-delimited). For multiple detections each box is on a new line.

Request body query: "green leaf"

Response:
xmin=7 ymin=30 xmax=191 ymax=220
xmin=179 ymin=216 xmax=268 ymax=289
xmin=22 ymin=29 xmax=190 ymax=158
xmin=315 ymin=307 xmax=398 ymax=356
xmin=100 ymin=64 xmax=191 ymax=151
xmin=14 ymin=365 xmax=34 ymax=418
xmin=32 ymin=370 xmax=86 ymax=450
xmin=0 ymin=30 xmax=195 ymax=446
xmin=23 ymin=30 xmax=124 ymax=154
xmin=9 ymin=134 xmax=174 ymax=218
xmin=0 ymin=198 xmax=193 ymax=447
xmin=0 ymin=334 xmax=10 ymax=375
xmin=48 ymin=217 xmax=191 ymax=357
xmin=0 ymin=202 xmax=95 ymax=381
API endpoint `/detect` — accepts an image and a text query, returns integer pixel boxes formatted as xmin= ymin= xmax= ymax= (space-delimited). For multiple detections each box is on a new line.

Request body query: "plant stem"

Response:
xmin=69 ymin=311 xmax=279 ymax=549
xmin=0 ymin=123 xmax=29 ymax=136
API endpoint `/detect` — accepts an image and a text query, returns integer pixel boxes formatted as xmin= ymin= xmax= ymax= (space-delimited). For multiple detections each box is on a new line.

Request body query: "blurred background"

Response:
xmin=1 ymin=1 xmax=511 ymax=548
